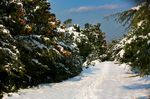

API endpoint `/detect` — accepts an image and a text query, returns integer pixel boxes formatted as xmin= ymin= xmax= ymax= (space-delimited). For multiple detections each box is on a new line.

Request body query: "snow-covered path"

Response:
xmin=4 ymin=62 xmax=150 ymax=99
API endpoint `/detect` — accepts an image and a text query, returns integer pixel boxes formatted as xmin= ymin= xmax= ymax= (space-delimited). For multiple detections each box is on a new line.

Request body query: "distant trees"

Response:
xmin=75 ymin=23 xmax=107 ymax=64
xmin=63 ymin=19 xmax=72 ymax=27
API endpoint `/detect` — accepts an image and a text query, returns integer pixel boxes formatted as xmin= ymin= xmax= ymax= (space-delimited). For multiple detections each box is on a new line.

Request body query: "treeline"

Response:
xmin=0 ymin=0 xmax=106 ymax=97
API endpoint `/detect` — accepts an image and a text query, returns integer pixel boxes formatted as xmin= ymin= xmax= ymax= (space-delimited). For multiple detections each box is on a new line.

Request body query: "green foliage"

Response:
xmin=56 ymin=27 xmax=84 ymax=80
xmin=0 ymin=0 xmax=107 ymax=97
xmin=120 ymin=22 xmax=150 ymax=76
xmin=106 ymin=38 xmax=122 ymax=61
xmin=116 ymin=3 xmax=150 ymax=29
xmin=112 ymin=2 xmax=150 ymax=76
xmin=0 ymin=26 xmax=28 ymax=95
xmin=1 ymin=0 xmax=26 ymax=36
xmin=0 ymin=0 xmax=84 ymax=97
xmin=63 ymin=19 xmax=72 ymax=27
xmin=1 ymin=0 xmax=58 ymax=37
xmin=75 ymin=23 xmax=107 ymax=63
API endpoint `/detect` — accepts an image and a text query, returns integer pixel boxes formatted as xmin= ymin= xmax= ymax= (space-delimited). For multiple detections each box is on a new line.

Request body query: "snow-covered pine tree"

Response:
xmin=0 ymin=25 xmax=28 ymax=98
xmin=1 ymin=0 xmax=27 ymax=36
xmin=21 ymin=0 xmax=59 ymax=37
xmin=1 ymin=1 xmax=85 ymax=97
xmin=56 ymin=24 xmax=84 ymax=80
xmin=114 ymin=0 xmax=150 ymax=76
xmin=76 ymin=23 xmax=107 ymax=64
xmin=0 ymin=1 xmax=30 ymax=96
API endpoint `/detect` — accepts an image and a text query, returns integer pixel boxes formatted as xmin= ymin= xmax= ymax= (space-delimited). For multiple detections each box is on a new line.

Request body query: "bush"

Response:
xmin=0 ymin=25 xmax=28 ymax=96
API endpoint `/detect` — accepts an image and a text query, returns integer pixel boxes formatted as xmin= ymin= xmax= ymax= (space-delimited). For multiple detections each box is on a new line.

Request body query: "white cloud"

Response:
xmin=69 ymin=5 xmax=120 ymax=12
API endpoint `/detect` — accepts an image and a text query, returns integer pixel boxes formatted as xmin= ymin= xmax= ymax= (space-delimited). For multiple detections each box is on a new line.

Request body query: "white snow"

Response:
xmin=133 ymin=35 xmax=137 ymax=40
xmin=32 ymin=59 xmax=42 ymax=65
xmin=0 ymin=47 xmax=18 ymax=60
xmin=137 ymin=50 xmax=140 ymax=54
xmin=43 ymin=37 xmax=50 ymax=41
xmin=31 ymin=39 xmax=48 ymax=49
xmin=3 ymin=29 xmax=10 ymax=34
xmin=31 ymin=35 xmax=41 ymax=38
xmin=9 ymin=0 xmax=17 ymax=3
xmin=57 ymin=45 xmax=64 ymax=52
xmin=57 ymin=28 xmax=65 ymax=33
xmin=0 ymin=24 xmax=4 ymax=27
xmin=118 ymin=49 xmax=125 ymax=58
xmin=34 ymin=6 xmax=40 ymax=12
xmin=17 ymin=2 xmax=23 ymax=7
xmin=52 ymin=48 xmax=61 ymax=55
xmin=49 ymin=22 xmax=55 ymax=25
xmin=132 ymin=5 xmax=142 ymax=11
xmin=137 ymin=20 xmax=144 ymax=27
xmin=31 ymin=59 xmax=48 ymax=67
xmin=16 ymin=35 xmax=49 ymax=50
xmin=148 ymin=33 xmax=150 ymax=37
xmin=25 ymin=25 xmax=32 ymax=29
xmin=139 ymin=35 xmax=148 ymax=39
xmin=66 ymin=26 xmax=85 ymax=40
xmin=3 ymin=61 xmax=150 ymax=99
xmin=147 ymin=40 xmax=150 ymax=45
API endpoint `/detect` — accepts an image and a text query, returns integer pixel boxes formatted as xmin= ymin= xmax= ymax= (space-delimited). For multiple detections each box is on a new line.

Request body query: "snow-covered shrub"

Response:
xmin=56 ymin=26 xmax=84 ymax=80
xmin=110 ymin=3 xmax=150 ymax=76
xmin=15 ymin=35 xmax=55 ymax=85
xmin=0 ymin=26 xmax=84 ymax=97
xmin=120 ymin=22 xmax=150 ymax=76
xmin=58 ymin=23 xmax=107 ymax=65
xmin=0 ymin=0 xmax=84 ymax=97
xmin=106 ymin=38 xmax=122 ymax=61
xmin=75 ymin=23 xmax=107 ymax=63
xmin=16 ymin=34 xmax=83 ymax=83
xmin=0 ymin=25 xmax=27 ymax=97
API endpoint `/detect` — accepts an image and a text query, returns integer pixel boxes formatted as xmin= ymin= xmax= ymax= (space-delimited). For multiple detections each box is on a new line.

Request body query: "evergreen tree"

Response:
xmin=22 ymin=0 xmax=56 ymax=36
xmin=114 ymin=1 xmax=150 ymax=76
xmin=1 ymin=0 xmax=26 ymax=36
xmin=0 ymin=25 xmax=28 ymax=97
xmin=76 ymin=23 xmax=107 ymax=63
xmin=0 ymin=1 xmax=85 ymax=97
xmin=63 ymin=19 xmax=72 ymax=27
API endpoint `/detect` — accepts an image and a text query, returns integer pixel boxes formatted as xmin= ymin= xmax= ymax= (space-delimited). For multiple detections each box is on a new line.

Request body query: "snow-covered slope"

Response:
xmin=3 ymin=61 xmax=150 ymax=99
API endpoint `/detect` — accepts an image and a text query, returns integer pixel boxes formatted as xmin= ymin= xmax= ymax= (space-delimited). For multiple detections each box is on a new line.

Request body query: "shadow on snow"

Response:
xmin=122 ymin=83 xmax=150 ymax=90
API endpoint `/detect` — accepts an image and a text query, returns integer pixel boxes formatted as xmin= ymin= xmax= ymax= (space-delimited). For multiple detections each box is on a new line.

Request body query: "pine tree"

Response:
xmin=63 ymin=19 xmax=72 ymax=27
xmin=0 ymin=0 xmax=61 ymax=95
xmin=0 ymin=25 xmax=28 ymax=97
xmin=22 ymin=0 xmax=51 ymax=36
xmin=75 ymin=23 xmax=107 ymax=63
xmin=1 ymin=0 xmax=26 ymax=36
xmin=114 ymin=1 xmax=150 ymax=76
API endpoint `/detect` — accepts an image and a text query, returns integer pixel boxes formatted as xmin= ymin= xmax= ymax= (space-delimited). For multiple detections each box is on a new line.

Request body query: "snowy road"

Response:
xmin=4 ymin=61 xmax=150 ymax=99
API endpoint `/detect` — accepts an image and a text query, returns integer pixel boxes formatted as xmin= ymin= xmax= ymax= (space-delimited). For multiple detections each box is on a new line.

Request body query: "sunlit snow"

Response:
xmin=3 ymin=61 xmax=150 ymax=99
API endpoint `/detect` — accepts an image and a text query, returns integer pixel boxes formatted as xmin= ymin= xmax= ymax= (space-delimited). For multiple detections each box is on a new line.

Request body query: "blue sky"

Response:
xmin=49 ymin=0 xmax=135 ymax=41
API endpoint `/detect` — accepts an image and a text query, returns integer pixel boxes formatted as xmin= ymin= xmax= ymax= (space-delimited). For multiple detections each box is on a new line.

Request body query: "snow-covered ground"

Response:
xmin=3 ymin=61 xmax=150 ymax=99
